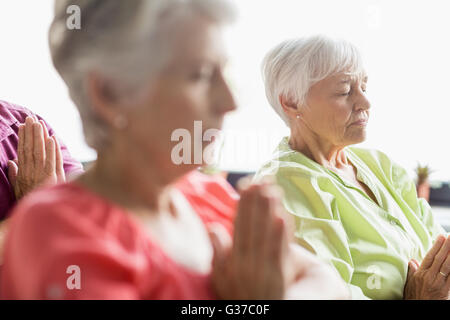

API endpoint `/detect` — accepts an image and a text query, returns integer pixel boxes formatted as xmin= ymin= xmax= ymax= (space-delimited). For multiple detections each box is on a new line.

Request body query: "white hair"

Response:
xmin=49 ymin=0 xmax=236 ymax=150
xmin=261 ymin=35 xmax=365 ymax=126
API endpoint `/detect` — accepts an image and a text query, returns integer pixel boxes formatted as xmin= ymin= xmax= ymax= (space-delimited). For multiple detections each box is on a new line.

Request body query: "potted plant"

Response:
xmin=415 ymin=163 xmax=433 ymax=202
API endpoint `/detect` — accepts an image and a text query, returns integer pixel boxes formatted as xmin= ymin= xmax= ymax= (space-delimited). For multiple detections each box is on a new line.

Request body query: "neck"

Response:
xmin=78 ymin=144 xmax=179 ymax=215
xmin=288 ymin=125 xmax=348 ymax=170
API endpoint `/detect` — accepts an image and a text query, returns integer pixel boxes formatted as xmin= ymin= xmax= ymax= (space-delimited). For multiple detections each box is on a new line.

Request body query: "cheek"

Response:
xmin=152 ymin=87 xmax=204 ymax=127
xmin=308 ymin=100 xmax=349 ymax=130
xmin=329 ymin=101 xmax=353 ymax=127
xmin=129 ymin=88 xmax=210 ymax=147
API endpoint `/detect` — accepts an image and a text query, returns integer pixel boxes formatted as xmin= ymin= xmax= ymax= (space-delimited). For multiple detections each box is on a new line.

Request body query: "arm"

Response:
xmin=389 ymin=161 xmax=447 ymax=238
xmin=285 ymin=244 xmax=350 ymax=300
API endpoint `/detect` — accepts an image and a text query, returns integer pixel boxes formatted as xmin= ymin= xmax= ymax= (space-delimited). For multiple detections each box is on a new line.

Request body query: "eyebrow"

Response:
xmin=338 ymin=75 xmax=368 ymax=84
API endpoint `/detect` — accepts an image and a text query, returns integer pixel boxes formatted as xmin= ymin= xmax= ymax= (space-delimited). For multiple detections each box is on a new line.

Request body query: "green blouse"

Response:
xmin=254 ymin=137 xmax=446 ymax=299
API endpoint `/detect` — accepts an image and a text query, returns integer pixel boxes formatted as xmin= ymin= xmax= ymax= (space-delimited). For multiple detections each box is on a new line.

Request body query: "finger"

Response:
xmin=249 ymin=186 xmax=273 ymax=282
xmin=437 ymin=254 xmax=450 ymax=288
xmin=441 ymin=254 xmax=450 ymax=276
xmin=446 ymin=268 xmax=450 ymax=293
xmin=264 ymin=216 xmax=285 ymax=298
xmin=7 ymin=160 xmax=18 ymax=189
xmin=236 ymin=176 xmax=253 ymax=193
xmin=209 ymin=224 xmax=231 ymax=269
xmin=52 ymin=136 xmax=65 ymax=182
xmin=420 ymin=235 xmax=446 ymax=270
xmin=23 ymin=117 xmax=35 ymax=178
xmin=33 ymin=122 xmax=45 ymax=172
xmin=268 ymin=217 xmax=285 ymax=262
xmin=412 ymin=259 xmax=420 ymax=270
xmin=17 ymin=125 xmax=25 ymax=169
xmin=250 ymin=185 xmax=272 ymax=253
xmin=233 ymin=185 xmax=258 ymax=255
xmin=429 ymin=236 xmax=450 ymax=277
xmin=408 ymin=260 xmax=418 ymax=279
xmin=39 ymin=120 xmax=49 ymax=141
xmin=44 ymin=137 xmax=56 ymax=177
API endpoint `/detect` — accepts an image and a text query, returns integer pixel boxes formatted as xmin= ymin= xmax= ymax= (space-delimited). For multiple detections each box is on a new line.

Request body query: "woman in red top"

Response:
xmin=1 ymin=0 xmax=348 ymax=299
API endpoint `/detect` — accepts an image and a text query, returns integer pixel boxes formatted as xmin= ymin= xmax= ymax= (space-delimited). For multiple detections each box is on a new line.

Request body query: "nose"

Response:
xmin=214 ymin=73 xmax=238 ymax=114
xmin=354 ymin=89 xmax=371 ymax=112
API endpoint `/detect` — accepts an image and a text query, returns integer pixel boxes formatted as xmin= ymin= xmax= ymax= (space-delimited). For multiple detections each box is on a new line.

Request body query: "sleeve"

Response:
xmin=271 ymin=168 xmax=371 ymax=300
xmin=5 ymin=200 xmax=141 ymax=299
xmin=389 ymin=158 xmax=447 ymax=238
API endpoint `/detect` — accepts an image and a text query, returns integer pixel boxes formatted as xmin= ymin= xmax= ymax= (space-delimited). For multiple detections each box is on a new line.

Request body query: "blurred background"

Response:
xmin=1 ymin=0 xmax=450 ymax=229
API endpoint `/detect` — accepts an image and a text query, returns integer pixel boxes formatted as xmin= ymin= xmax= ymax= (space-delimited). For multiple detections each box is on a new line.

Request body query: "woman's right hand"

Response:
xmin=209 ymin=178 xmax=291 ymax=300
xmin=403 ymin=234 xmax=450 ymax=300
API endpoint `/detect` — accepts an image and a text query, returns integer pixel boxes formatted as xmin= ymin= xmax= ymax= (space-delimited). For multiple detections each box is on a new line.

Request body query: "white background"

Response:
xmin=1 ymin=0 xmax=450 ymax=181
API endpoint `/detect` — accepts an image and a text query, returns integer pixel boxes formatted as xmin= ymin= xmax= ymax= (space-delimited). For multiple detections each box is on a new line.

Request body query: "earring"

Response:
xmin=114 ymin=115 xmax=128 ymax=129
xmin=296 ymin=115 xmax=300 ymax=119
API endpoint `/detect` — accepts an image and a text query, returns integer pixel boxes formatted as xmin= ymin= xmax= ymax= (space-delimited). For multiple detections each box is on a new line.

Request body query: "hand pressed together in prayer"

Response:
xmin=7 ymin=116 xmax=65 ymax=200
xmin=404 ymin=234 xmax=450 ymax=300
xmin=209 ymin=177 xmax=349 ymax=300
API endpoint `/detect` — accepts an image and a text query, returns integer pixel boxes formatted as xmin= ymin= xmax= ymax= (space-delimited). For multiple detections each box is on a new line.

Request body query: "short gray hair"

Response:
xmin=49 ymin=0 xmax=236 ymax=150
xmin=261 ymin=35 xmax=365 ymax=126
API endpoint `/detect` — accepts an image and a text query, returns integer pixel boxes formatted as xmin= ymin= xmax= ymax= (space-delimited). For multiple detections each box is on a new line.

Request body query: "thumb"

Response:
xmin=208 ymin=223 xmax=231 ymax=268
xmin=407 ymin=260 xmax=418 ymax=279
xmin=7 ymin=160 xmax=18 ymax=187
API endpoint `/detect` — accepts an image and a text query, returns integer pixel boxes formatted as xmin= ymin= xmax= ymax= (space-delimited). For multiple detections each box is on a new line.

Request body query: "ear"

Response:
xmin=279 ymin=94 xmax=300 ymax=120
xmin=86 ymin=72 xmax=123 ymax=128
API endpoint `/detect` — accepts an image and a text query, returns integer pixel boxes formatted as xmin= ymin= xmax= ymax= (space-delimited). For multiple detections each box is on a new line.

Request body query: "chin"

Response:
xmin=346 ymin=130 xmax=367 ymax=145
xmin=354 ymin=133 xmax=367 ymax=144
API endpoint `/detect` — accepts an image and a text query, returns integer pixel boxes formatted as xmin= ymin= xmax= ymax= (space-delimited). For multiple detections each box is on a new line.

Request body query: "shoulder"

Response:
xmin=177 ymin=170 xmax=238 ymax=200
xmin=7 ymin=182 xmax=125 ymax=242
xmin=5 ymin=181 xmax=143 ymax=271
xmin=255 ymin=158 xmax=339 ymax=221
xmin=0 ymin=100 xmax=35 ymax=125
xmin=175 ymin=170 xmax=238 ymax=234
xmin=2 ymin=182 xmax=144 ymax=299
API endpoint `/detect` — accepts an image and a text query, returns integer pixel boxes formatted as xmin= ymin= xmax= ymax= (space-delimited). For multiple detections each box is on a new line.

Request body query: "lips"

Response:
xmin=350 ymin=119 xmax=368 ymax=126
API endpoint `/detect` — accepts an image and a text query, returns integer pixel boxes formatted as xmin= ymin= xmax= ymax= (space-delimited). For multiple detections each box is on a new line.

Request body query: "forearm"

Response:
xmin=285 ymin=244 xmax=351 ymax=300
xmin=285 ymin=265 xmax=350 ymax=300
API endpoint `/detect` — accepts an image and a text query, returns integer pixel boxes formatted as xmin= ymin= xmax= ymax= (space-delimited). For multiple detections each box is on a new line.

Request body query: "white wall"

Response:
xmin=0 ymin=0 xmax=96 ymax=162
xmin=1 ymin=0 xmax=450 ymax=180
xmin=222 ymin=0 xmax=450 ymax=181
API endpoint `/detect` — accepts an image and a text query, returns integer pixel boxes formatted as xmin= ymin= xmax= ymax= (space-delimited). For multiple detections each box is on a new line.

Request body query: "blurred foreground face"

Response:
xmin=300 ymin=71 xmax=370 ymax=148
xmin=117 ymin=16 xmax=236 ymax=170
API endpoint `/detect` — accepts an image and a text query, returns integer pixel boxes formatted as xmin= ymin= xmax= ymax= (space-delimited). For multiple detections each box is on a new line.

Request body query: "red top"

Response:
xmin=0 ymin=170 xmax=238 ymax=299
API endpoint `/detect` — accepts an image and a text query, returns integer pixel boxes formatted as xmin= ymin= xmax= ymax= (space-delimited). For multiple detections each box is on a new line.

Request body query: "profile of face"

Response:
xmin=299 ymin=72 xmax=370 ymax=147
xmin=99 ymin=15 xmax=237 ymax=178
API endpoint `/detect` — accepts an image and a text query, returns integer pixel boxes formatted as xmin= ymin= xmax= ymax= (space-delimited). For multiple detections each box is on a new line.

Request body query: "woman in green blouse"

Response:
xmin=255 ymin=35 xmax=449 ymax=299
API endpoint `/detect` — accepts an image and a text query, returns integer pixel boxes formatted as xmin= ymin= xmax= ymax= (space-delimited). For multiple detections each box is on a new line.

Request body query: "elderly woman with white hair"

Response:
xmin=0 ymin=1 xmax=348 ymax=300
xmin=254 ymin=35 xmax=450 ymax=300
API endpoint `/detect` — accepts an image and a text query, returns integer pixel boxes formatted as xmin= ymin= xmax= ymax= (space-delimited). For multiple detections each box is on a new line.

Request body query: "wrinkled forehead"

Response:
xmin=161 ymin=15 xmax=228 ymax=67
xmin=331 ymin=71 xmax=368 ymax=85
